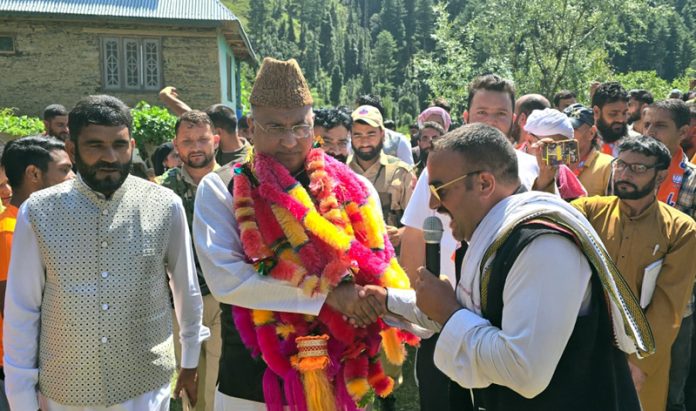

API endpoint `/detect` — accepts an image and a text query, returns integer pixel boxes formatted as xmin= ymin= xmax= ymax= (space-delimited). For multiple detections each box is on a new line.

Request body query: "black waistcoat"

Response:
xmin=452 ymin=223 xmax=640 ymax=411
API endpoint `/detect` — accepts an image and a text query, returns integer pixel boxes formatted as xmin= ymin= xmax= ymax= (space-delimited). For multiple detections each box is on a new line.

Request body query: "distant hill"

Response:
xmin=221 ymin=0 xmax=249 ymax=26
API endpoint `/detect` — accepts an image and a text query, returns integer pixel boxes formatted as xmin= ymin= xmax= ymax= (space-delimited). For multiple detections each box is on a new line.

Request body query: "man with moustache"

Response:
xmin=592 ymin=82 xmax=639 ymax=157
xmin=192 ymin=58 xmax=412 ymax=411
xmin=412 ymin=121 xmax=445 ymax=177
xmin=398 ymin=74 xmax=544 ymax=411
xmin=4 ymin=95 xmax=209 ymax=411
xmin=367 ymin=123 xmax=652 ymax=410
xmin=627 ymin=89 xmax=654 ymax=135
xmin=160 ymin=110 xmax=221 ymax=411
xmin=317 ymin=107 xmax=352 ymax=163
xmin=348 ymin=105 xmax=416 ymax=248
xmin=564 ymin=103 xmax=614 ymax=196
xmin=573 ymin=136 xmax=696 ymax=411
xmin=42 ymin=104 xmax=70 ymax=142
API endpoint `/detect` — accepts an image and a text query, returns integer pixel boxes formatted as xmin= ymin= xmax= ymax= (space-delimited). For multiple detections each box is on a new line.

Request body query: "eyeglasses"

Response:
xmin=254 ymin=121 xmax=314 ymax=140
xmin=429 ymin=170 xmax=485 ymax=202
xmin=612 ymin=159 xmax=659 ymax=175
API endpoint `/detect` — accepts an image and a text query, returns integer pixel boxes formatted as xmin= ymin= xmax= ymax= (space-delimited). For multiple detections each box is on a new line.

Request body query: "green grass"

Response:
xmin=169 ymin=345 xmax=420 ymax=410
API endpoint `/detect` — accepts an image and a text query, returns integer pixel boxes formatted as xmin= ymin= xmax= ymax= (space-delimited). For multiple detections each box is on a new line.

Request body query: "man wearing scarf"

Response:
xmin=192 ymin=58 xmax=414 ymax=411
xmin=371 ymin=123 xmax=654 ymax=410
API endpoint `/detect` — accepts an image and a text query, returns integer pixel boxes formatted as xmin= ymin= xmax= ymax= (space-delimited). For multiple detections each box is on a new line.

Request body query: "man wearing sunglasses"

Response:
xmin=573 ymin=136 xmax=696 ymax=411
xmin=367 ymin=123 xmax=652 ymax=410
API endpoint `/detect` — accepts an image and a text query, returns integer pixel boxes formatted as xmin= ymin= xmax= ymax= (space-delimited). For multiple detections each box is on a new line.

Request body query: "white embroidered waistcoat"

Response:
xmin=26 ymin=175 xmax=177 ymax=406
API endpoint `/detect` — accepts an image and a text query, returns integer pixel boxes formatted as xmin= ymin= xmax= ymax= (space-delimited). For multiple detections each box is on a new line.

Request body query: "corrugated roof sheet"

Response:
xmin=0 ymin=0 xmax=238 ymax=22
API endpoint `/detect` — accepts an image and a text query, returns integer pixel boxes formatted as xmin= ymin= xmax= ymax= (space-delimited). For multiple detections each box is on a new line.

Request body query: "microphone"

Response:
xmin=423 ymin=216 xmax=444 ymax=277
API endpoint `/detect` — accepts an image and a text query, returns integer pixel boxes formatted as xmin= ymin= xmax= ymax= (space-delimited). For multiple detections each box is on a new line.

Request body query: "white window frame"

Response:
xmin=101 ymin=37 xmax=162 ymax=91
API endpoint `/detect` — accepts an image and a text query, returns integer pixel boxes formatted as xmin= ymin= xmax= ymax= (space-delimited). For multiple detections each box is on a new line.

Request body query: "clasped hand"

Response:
xmin=325 ymin=282 xmax=388 ymax=327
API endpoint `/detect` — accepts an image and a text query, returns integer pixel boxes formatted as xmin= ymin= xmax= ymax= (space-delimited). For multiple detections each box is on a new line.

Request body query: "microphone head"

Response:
xmin=423 ymin=216 xmax=444 ymax=244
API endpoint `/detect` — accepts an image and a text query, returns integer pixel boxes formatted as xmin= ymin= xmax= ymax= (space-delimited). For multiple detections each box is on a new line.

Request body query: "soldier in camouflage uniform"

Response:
xmin=160 ymin=110 xmax=221 ymax=411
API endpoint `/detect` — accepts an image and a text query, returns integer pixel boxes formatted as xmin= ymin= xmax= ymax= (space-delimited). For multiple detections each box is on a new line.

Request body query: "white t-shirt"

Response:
xmin=400 ymin=150 xmax=540 ymax=286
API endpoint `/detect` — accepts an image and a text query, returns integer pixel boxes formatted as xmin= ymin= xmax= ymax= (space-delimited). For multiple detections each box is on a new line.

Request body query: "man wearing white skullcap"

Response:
xmin=524 ymin=108 xmax=587 ymax=200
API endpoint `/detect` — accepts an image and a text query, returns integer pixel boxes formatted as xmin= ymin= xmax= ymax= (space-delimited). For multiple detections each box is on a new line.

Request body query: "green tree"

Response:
xmin=462 ymin=0 xmax=638 ymax=96
xmin=414 ymin=3 xmax=474 ymax=111
xmin=330 ymin=66 xmax=344 ymax=105
xmin=372 ymin=31 xmax=398 ymax=94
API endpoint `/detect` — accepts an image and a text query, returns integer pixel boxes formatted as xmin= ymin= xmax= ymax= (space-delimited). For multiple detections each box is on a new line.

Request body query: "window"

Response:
xmin=101 ymin=37 xmax=162 ymax=91
xmin=0 ymin=35 xmax=15 ymax=54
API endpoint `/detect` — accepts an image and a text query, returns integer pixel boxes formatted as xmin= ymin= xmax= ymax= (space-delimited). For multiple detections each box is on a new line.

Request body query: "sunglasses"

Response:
xmin=429 ymin=170 xmax=485 ymax=202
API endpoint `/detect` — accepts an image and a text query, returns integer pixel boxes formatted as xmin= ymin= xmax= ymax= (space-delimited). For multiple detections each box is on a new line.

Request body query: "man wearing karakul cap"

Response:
xmin=192 ymin=58 xmax=416 ymax=411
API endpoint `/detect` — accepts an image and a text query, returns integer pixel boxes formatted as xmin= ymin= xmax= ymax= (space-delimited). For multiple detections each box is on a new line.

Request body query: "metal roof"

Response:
xmin=0 ymin=0 xmax=257 ymax=61
xmin=0 ymin=0 xmax=237 ymax=22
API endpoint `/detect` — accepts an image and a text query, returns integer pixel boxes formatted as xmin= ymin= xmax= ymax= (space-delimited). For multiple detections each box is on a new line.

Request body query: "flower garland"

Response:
xmin=231 ymin=148 xmax=417 ymax=410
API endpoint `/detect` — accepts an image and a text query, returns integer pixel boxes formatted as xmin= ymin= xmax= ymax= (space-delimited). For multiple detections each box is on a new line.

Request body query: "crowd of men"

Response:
xmin=1 ymin=56 xmax=696 ymax=411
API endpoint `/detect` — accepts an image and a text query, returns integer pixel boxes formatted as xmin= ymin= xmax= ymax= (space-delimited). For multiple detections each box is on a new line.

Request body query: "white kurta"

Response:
xmin=387 ymin=195 xmax=593 ymax=399
xmin=192 ymin=171 xmax=381 ymax=408
xmin=4 ymin=184 xmax=209 ymax=411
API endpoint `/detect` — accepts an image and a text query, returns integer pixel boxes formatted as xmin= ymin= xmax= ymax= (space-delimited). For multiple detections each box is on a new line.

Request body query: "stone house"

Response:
xmin=0 ymin=0 xmax=256 ymax=116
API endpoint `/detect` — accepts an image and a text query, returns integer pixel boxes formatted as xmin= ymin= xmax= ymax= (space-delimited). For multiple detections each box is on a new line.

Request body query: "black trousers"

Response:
xmin=416 ymin=333 xmax=474 ymax=411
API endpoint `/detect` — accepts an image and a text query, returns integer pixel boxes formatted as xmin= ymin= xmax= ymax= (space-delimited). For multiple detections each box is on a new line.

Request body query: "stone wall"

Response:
xmin=0 ymin=18 xmax=222 ymax=116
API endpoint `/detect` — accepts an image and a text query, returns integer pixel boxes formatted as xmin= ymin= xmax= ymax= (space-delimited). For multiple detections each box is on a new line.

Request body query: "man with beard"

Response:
xmin=680 ymin=102 xmax=696 ymax=161
xmin=4 ymin=95 xmax=209 ymax=411
xmin=355 ymin=95 xmax=414 ymax=165
xmin=592 ymin=82 xmax=638 ymax=156
xmin=412 ymin=121 xmax=445 ymax=177
xmin=347 ymin=105 xmax=415 ymax=411
xmin=573 ymin=136 xmax=696 ymax=411
xmin=161 ymin=110 xmax=221 ymax=411
xmin=318 ymin=107 xmax=352 ymax=163
xmin=42 ymin=104 xmax=70 ymax=142
xmin=628 ymin=90 xmax=654 ymax=135
xmin=563 ymin=103 xmax=614 ymax=196
xmin=349 ymin=105 xmax=415 ymax=249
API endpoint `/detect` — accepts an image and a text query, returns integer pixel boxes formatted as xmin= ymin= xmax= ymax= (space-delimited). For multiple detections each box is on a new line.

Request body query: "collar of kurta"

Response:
xmin=75 ymin=173 xmax=132 ymax=203
xmin=618 ymin=197 xmax=659 ymax=221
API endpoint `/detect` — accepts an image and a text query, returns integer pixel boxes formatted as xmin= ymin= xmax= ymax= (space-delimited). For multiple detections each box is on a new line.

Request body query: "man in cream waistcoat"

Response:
xmin=3 ymin=95 xmax=210 ymax=411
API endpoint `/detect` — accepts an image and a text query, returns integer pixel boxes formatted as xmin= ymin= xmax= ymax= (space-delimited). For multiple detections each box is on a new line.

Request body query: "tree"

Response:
xmin=372 ymin=31 xmax=398 ymax=94
xmin=413 ymin=3 xmax=474 ymax=111
xmin=462 ymin=0 xmax=642 ymax=96
xmin=330 ymin=66 xmax=344 ymax=105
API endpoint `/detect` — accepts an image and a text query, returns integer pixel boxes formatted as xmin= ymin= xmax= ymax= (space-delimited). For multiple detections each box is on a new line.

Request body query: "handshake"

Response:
xmin=325 ymin=283 xmax=389 ymax=328
xmin=324 ymin=266 xmax=462 ymax=328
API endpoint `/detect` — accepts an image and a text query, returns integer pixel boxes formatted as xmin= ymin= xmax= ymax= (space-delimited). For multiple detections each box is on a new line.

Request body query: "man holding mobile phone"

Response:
xmin=524 ymin=108 xmax=587 ymax=201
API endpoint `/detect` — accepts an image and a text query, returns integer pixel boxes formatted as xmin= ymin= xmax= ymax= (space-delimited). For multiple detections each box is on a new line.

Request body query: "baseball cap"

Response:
xmin=563 ymin=103 xmax=594 ymax=129
xmin=352 ymin=105 xmax=384 ymax=129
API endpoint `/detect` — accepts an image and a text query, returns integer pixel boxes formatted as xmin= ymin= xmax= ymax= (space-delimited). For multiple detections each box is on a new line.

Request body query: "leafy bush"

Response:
xmin=131 ymin=101 xmax=176 ymax=149
xmin=0 ymin=108 xmax=44 ymax=137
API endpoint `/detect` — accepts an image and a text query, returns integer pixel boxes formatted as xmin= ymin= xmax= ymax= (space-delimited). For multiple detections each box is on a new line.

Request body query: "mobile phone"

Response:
xmin=542 ymin=139 xmax=579 ymax=166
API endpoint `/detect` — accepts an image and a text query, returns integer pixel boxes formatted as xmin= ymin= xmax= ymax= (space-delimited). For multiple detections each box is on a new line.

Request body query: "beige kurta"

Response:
xmin=573 ymin=196 xmax=696 ymax=411
xmin=575 ymin=149 xmax=613 ymax=197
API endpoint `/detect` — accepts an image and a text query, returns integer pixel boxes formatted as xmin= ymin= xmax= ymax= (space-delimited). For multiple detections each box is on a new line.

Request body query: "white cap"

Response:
xmin=524 ymin=108 xmax=574 ymax=139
